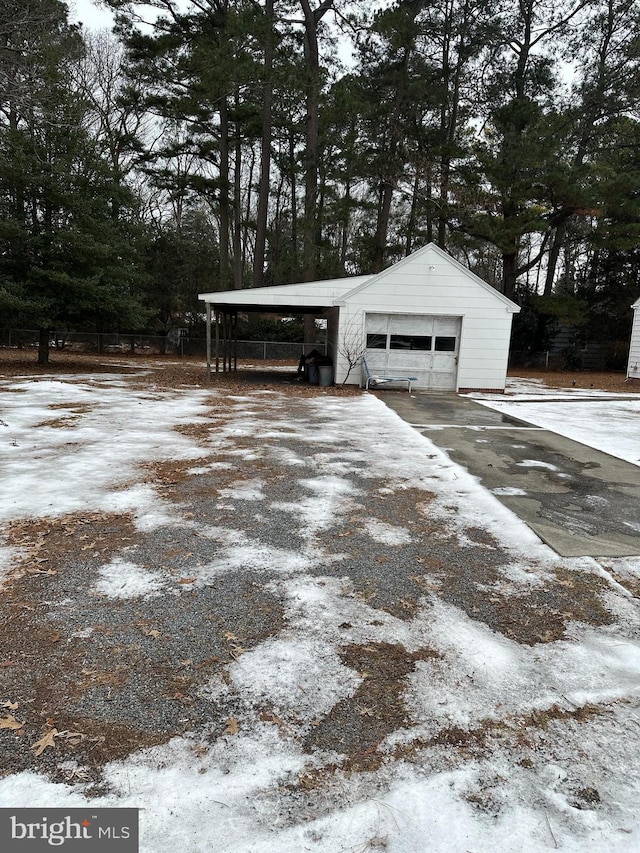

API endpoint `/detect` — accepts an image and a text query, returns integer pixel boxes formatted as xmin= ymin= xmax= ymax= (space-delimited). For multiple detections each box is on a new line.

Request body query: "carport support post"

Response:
xmin=223 ymin=312 xmax=229 ymax=372
xmin=215 ymin=308 xmax=220 ymax=373
xmin=206 ymin=302 xmax=212 ymax=379
xmin=233 ymin=311 xmax=238 ymax=371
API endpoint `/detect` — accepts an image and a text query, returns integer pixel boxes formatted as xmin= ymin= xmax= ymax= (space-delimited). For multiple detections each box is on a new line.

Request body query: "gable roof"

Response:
xmin=339 ymin=243 xmax=520 ymax=312
xmin=199 ymin=243 xmax=520 ymax=313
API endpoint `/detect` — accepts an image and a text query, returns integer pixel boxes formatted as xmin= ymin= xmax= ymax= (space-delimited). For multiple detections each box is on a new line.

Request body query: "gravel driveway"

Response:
xmin=1 ymin=360 xmax=639 ymax=852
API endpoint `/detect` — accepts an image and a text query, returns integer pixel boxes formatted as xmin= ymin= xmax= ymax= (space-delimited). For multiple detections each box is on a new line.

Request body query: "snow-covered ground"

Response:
xmin=473 ymin=378 xmax=640 ymax=467
xmin=1 ymin=366 xmax=639 ymax=853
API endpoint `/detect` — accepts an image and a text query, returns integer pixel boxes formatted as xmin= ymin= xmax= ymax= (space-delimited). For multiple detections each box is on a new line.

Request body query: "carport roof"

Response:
xmin=198 ymin=275 xmax=372 ymax=313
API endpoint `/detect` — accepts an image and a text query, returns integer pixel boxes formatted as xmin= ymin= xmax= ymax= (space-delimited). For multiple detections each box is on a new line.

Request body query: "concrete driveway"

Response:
xmin=380 ymin=391 xmax=640 ymax=557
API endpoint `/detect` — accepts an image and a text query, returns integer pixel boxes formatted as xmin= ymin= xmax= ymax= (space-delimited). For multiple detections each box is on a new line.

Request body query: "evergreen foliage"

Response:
xmin=0 ymin=0 xmax=638 ymax=361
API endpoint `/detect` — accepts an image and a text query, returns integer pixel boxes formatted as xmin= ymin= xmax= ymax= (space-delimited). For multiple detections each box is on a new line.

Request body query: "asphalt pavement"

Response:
xmin=379 ymin=391 xmax=640 ymax=558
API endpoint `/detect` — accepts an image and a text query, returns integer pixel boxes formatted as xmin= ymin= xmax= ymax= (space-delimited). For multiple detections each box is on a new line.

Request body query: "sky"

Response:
xmin=69 ymin=0 xmax=116 ymax=30
xmin=0 ymin=365 xmax=639 ymax=852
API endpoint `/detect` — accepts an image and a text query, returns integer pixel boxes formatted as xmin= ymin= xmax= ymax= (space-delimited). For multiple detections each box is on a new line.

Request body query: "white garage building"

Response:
xmin=199 ymin=243 xmax=520 ymax=392
xmin=628 ymin=297 xmax=640 ymax=382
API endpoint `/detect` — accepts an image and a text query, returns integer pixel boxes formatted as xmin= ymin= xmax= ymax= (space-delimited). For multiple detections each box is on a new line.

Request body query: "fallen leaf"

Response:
xmin=50 ymin=631 xmax=62 ymax=643
xmin=260 ymin=711 xmax=288 ymax=732
xmin=229 ymin=645 xmax=248 ymax=659
xmin=31 ymin=728 xmax=58 ymax=756
xmin=195 ymin=656 xmax=221 ymax=669
xmin=2 ymin=700 xmax=19 ymax=711
xmin=56 ymin=730 xmax=85 ymax=747
xmin=223 ymin=631 xmax=238 ymax=641
xmin=223 ymin=718 xmax=240 ymax=735
xmin=141 ymin=628 xmax=161 ymax=639
xmin=178 ymin=578 xmax=196 ymax=585
xmin=0 ymin=714 xmax=25 ymax=731
xmin=0 ymin=660 xmax=16 ymax=669
xmin=62 ymin=766 xmax=91 ymax=781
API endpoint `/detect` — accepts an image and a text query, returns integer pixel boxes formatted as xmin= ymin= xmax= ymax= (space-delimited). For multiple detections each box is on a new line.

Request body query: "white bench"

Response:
xmin=362 ymin=359 xmax=417 ymax=393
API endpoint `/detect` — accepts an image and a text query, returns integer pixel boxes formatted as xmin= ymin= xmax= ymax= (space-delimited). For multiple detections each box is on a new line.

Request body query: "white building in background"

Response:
xmin=628 ymin=298 xmax=640 ymax=382
xmin=199 ymin=243 xmax=520 ymax=392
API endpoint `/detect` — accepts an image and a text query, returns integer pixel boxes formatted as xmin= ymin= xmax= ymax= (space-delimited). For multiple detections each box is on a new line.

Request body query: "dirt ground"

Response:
xmin=0 ymin=347 xmax=638 ymax=393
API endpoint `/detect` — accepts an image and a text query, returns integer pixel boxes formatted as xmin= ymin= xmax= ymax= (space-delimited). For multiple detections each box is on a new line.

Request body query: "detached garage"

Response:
xmin=199 ymin=243 xmax=520 ymax=392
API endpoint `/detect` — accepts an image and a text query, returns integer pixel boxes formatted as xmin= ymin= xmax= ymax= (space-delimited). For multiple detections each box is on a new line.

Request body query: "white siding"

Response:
xmin=335 ymin=245 xmax=517 ymax=390
xmin=628 ymin=304 xmax=640 ymax=380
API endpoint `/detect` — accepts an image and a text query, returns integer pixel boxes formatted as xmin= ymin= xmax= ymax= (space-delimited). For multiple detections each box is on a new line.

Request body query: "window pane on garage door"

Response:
xmin=366 ymin=333 xmax=387 ymax=349
xmin=434 ymin=336 xmax=456 ymax=351
xmin=390 ymin=334 xmax=432 ymax=351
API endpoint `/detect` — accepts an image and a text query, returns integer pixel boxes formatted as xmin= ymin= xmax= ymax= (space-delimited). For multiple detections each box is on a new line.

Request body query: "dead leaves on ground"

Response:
xmin=1 ymin=714 xmax=25 ymax=731
xmin=31 ymin=727 xmax=104 ymax=757
xmin=1 ymin=699 xmax=25 ymax=732
xmin=2 ymin=512 xmax=136 ymax=583
xmin=223 ymin=717 xmax=240 ymax=735
xmin=1 ymin=699 xmax=106 ymax=760
xmin=31 ymin=727 xmax=58 ymax=756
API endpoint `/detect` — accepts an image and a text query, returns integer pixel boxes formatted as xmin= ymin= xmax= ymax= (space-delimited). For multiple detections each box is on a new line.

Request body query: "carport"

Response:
xmin=199 ymin=276 xmax=366 ymax=378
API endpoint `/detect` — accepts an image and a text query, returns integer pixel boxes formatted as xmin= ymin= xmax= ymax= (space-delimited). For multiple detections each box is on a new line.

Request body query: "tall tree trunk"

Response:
xmin=288 ymin=128 xmax=298 ymax=271
xmin=373 ymin=180 xmax=394 ymax=272
xmin=253 ymin=0 xmax=274 ymax=288
xmin=38 ymin=328 xmax=50 ymax=365
xmin=299 ymin=1 xmax=334 ymax=349
xmin=233 ymin=91 xmax=243 ymax=290
xmin=218 ymin=96 xmax=231 ymax=288
xmin=299 ymin=1 xmax=334 ymax=280
xmin=502 ymin=251 xmax=518 ymax=301
xmin=406 ymin=170 xmax=421 ymax=255
xmin=340 ymin=177 xmax=352 ymax=269
xmin=544 ymin=219 xmax=568 ymax=296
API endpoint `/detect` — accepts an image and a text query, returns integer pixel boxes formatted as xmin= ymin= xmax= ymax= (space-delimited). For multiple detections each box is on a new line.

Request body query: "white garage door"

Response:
xmin=365 ymin=313 xmax=461 ymax=390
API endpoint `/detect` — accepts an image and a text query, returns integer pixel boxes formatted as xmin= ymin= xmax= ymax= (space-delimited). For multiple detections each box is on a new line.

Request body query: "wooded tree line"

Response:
xmin=1 ymin=0 xmax=638 ymax=363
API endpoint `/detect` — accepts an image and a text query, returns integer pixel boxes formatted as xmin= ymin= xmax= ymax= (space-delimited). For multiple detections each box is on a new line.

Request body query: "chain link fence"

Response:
xmin=0 ymin=330 xmax=324 ymax=361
